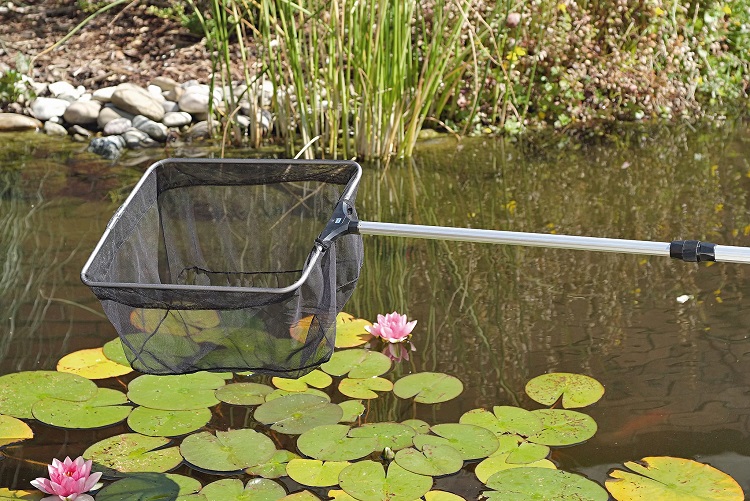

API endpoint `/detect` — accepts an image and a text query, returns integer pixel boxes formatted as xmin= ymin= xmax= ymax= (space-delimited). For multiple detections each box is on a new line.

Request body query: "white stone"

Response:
xmin=133 ymin=114 xmax=168 ymax=141
xmin=98 ymin=104 xmax=135 ymax=128
xmin=43 ymin=121 xmax=68 ymax=136
xmin=92 ymin=86 xmax=118 ymax=102
xmin=151 ymin=76 xmax=179 ymax=92
xmin=29 ymin=97 xmax=70 ymax=121
xmin=111 ymin=86 xmax=166 ymax=121
xmin=161 ymin=100 xmax=179 ymax=113
xmin=48 ymin=81 xmax=77 ymax=98
xmin=103 ymin=117 xmax=132 ymax=136
xmin=162 ymin=111 xmax=192 ymax=128
xmin=62 ymin=100 xmax=101 ymax=125
xmin=147 ymin=85 xmax=166 ymax=102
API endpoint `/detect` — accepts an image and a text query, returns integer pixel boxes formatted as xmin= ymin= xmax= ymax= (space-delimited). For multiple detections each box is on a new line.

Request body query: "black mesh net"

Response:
xmin=82 ymin=159 xmax=364 ymax=377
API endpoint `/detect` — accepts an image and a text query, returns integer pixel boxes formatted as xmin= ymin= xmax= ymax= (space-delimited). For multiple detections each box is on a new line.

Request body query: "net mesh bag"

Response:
xmin=82 ymin=159 xmax=364 ymax=377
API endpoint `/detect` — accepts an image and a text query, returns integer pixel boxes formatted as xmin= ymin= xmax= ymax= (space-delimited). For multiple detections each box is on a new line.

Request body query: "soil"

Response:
xmin=0 ymin=0 xmax=238 ymax=89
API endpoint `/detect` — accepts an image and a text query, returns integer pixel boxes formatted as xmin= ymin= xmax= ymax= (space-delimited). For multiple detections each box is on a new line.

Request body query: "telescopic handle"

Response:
xmin=354 ymin=221 xmax=750 ymax=265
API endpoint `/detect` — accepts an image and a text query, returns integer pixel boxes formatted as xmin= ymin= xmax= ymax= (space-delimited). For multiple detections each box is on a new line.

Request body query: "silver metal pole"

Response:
xmin=356 ymin=221 xmax=750 ymax=264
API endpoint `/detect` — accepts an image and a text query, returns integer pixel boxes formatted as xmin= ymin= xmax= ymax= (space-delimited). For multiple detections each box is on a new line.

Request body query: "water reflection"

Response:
xmin=1 ymin=123 xmax=750 ymax=491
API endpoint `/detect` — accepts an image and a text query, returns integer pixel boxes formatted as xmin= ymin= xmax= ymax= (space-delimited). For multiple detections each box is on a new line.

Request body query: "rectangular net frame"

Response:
xmin=82 ymin=158 xmax=364 ymax=377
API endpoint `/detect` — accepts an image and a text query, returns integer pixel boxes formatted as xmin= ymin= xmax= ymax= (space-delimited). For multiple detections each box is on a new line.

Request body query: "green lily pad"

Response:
xmin=528 ymin=409 xmax=597 ymax=446
xmin=180 ymin=429 xmax=276 ymax=472
xmin=338 ymin=400 xmax=365 ymax=423
xmin=459 ymin=406 xmax=543 ymax=438
xmin=127 ymin=406 xmax=211 ymax=437
xmin=0 ymin=371 xmax=98 ymax=419
xmin=348 ymin=423 xmax=415 ymax=451
xmin=200 ymin=478 xmax=285 ymax=501
xmin=413 ymin=423 xmax=499 ymax=460
xmin=95 ymin=473 xmax=202 ymax=500
xmin=286 ymin=459 xmax=350 ymax=487
xmin=525 ymin=373 xmax=605 ymax=408
xmin=103 ymin=337 xmax=131 ymax=366
xmin=128 ymin=373 xmax=225 ymax=411
xmin=338 ymin=377 xmax=393 ymax=399
xmin=215 ymin=383 xmax=273 ymax=406
xmin=321 ymin=349 xmax=391 ymax=378
xmin=0 ymin=416 xmax=33 ymax=448
xmin=280 ymin=492 xmax=320 ymax=501
xmin=266 ymin=388 xmax=331 ymax=402
xmin=328 ymin=490 xmax=358 ymax=501
xmin=56 ymin=348 xmax=133 ymax=379
xmin=274 ymin=371 xmax=333 ymax=392
xmin=335 ymin=313 xmax=374 ymax=348
xmin=0 ymin=489 xmax=44 ymax=500
xmin=424 ymin=491 xmax=465 ymax=501
xmin=32 ymin=387 xmax=131 ymax=429
xmin=484 ymin=468 xmax=609 ymax=501
xmin=84 ymin=433 xmax=183 ymax=477
xmin=339 ymin=460 xmax=432 ymax=501
xmin=297 ymin=424 xmax=377 ymax=461
xmin=393 ymin=372 xmax=463 ymax=404
xmin=130 ymin=309 xmax=220 ymax=335
xmin=506 ymin=441 xmax=550 ymax=464
xmin=475 ymin=453 xmax=557 ymax=483
xmin=401 ymin=419 xmax=431 ymax=435
xmin=394 ymin=445 xmax=464 ymax=476
xmin=246 ymin=450 xmax=299 ymax=479
xmin=255 ymin=394 xmax=343 ymax=434
xmin=606 ymin=456 xmax=744 ymax=501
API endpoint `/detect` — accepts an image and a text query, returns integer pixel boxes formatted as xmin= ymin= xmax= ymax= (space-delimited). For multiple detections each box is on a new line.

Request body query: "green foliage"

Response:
xmin=0 ymin=70 xmax=34 ymax=106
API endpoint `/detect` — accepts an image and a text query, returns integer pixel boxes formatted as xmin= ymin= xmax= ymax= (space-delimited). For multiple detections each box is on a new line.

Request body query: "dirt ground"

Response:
xmin=0 ymin=0 xmax=234 ymax=88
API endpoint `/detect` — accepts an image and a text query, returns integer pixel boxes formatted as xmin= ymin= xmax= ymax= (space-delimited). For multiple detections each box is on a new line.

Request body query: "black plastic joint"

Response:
xmin=315 ymin=198 xmax=359 ymax=250
xmin=670 ymin=240 xmax=716 ymax=262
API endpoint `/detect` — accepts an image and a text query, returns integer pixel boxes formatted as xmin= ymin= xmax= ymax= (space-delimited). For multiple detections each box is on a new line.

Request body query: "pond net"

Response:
xmin=82 ymin=159 xmax=364 ymax=377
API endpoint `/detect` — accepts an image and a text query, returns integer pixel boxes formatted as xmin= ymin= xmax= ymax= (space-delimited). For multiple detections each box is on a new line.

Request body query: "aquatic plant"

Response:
xmin=30 ymin=456 xmax=102 ymax=501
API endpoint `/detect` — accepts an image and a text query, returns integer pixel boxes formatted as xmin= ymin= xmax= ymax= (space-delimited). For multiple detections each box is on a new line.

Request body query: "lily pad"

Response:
xmin=255 ymin=394 xmax=343 ymax=435
xmin=348 ymin=423 xmax=415 ymax=451
xmin=280 ymin=492 xmax=320 ymax=501
xmin=215 ymin=382 xmax=273 ymax=406
xmin=128 ymin=406 xmax=211 ymax=437
xmin=273 ymin=370 xmax=333 ymax=392
xmin=394 ymin=445 xmax=464 ymax=476
xmin=56 ymin=347 xmax=133 ymax=379
xmin=393 ymin=372 xmax=463 ymax=404
xmin=605 ymin=456 xmax=744 ymax=501
xmin=102 ymin=337 xmax=131 ymax=366
xmin=334 ymin=313 xmax=374 ymax=348
xmin=266 ymin=388 xmax=331 ymax=402
xmin=128 ymin=373 xmax=225 ymax=410
xmin=424 ymin=491 xmax=466 ymax=501
xmin=338 ymin=377 xmax=393 ymax=399
xmin=246 ymin=450 xmax=299 ymax=479
xmin=84 ymin=433 xmax=183 ymax=477
xmin=32 ymin=387 xmax=131 ymax=429
xmin=475 ymin=453 xmax=557 ymax=483
xmin=459 ymin=406 xmax=543 ymax=438
xmin=297 ymin=424 xmax=377 ymax=461
xmin=339 ymin=460 xmax=432 ymax=501
xmin=286 ymin=459 xmax=350 ymax=487
xmin=525 ymin=373 xmax=605 ymax=408
xmin=130 ymin=309 xmax=220 ymax=335
xmin=0 ymin=371 xmax=98 ymax=419
xmin=506 ymin=441 xmax=550 ymax=464
xmin=484 ymin=467 xmax=609 ymax=501
xmin=321 ymin=349 xmax=391 ymax=378
xmin=401 ymin=419 xmax=431 ymax=435
xmin=0 ymin=489 xmax=43 ymax=500
xmin=95 ymin=473 xmax=202 ymax=500
xmin=180 ymin=429 xmax=276 ymax=472
xmin=200 ymin=478 xmax=285 ymax=501
xmin=528 ymin=409 xmax=597 ymax=446
xmin=338 ymin=400 xmax=365 ymax=423
xmin=0 ymin=415 xmax=33 ymax=448
xmin=328 ymin=490 xmax=358 ymax=501
xmin=413 ymin=423 xmax=499 ymax=460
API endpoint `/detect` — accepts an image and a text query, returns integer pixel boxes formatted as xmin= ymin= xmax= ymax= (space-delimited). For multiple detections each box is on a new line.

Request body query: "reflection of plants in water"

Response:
xmin=0 ymin=317 xmax=743 ymax=499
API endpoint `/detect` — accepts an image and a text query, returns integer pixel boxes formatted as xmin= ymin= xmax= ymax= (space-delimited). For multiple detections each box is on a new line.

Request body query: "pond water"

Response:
xmin=2 ymin=122 xmax=750 ymax=495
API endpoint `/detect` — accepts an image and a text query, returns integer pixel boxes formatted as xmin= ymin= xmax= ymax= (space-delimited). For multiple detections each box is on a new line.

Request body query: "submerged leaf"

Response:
xmin=525 ymin=373 xmax=605 ymax=408
xmin=605 ymin=456 xmax=744 ymax=501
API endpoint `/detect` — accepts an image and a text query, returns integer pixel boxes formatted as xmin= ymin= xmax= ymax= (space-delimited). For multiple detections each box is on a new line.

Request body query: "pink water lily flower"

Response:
xmin=365 ymin=311 xmax=417 ymax=343
xmin=383 ymin=341 xmax=417 ymax=362
xmin=31 ymin=456 xmax=102 ymax=501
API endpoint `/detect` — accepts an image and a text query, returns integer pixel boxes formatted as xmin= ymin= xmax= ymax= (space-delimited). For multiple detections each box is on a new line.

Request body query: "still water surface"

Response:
xmin=2 ymin=123 xmax=750 ymax=494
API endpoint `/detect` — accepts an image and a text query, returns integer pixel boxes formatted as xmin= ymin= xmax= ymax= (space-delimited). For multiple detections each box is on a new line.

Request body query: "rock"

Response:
xmin=43 ymin=121 xmax=68 ymax=136
xmin=147 ymin=85 xmax=166 ymax=102
xmin=88 ymin=136 xmax=125 ymax=160
xmin=133 ymin=115 xmax=168 ymax=141
xmin=98 ymin=104 xmax=135 ymax=128
xmin=236 ymin=114 xmax=251 ymax=128
xmin=184 ymin=120 xmax=212 ymax=140
xmin=261 ymin=80 xmax=274 ymax=107
xmin=178 ymin=84 xmax=222 ymax=114
xmin=29 ymin=97 xmax=70 ymax=121
xmin=111 ymin=85 xmax=165 ymax=121
xmin=92 ymin=86 xmax=118 ymax=103
xmin=162 ymin=111 xmax=192 ymax=128
xmin=161 ymin=100 xmax=179 ymax=113
xmin=63 ymin=100 xmax=101 ymax=125
xmin=69 ymin=125 xmax=92 ymax=138
xmin=258 ymin=109 xmax=273 ymax=134
xmin=103 ymin=117 xmax=132 ymax=135
xmin=123 ymin=128 xmax=158 ymax=148
xmin=165 ymin=86 xmax=184 ymax=102
xmin=48 ymin=81 xmax=77 ymax=98
xmin=151 ymin=76 xmax=180 ymax=92
xmin=0 ymin=113 xmax=42 ymax=131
